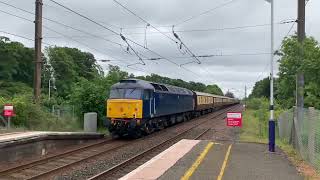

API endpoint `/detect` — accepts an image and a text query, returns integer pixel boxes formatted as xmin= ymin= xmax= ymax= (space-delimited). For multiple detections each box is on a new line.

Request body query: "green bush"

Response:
xmin=0 ymin=94 xmax=81 ymax=131
xmin=70 ymin=77 xmax=112 ymax=127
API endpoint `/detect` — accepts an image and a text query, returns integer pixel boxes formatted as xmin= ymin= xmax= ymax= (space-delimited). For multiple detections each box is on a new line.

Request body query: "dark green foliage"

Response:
xmin=0 ymin=94 xmax=81 ymax=131
xmin=225 ymin=91 xmax=235 ymax=98
xmin=277 ymin=35 xmax=320 ymax=109
xmin=204 ymin=84 xmax=224 ymax=95
xmin=70 ymin=65 xmax=129 ymax=126
xmin=45 ymin=47 xmax=101 ymax=98
xmin=0 ymin=37 xmax=34 ymax=86
xmin=250 ymin=77 xmax=271 ymax=98
xmin=0 ymin=81 xmax=32 ymax=98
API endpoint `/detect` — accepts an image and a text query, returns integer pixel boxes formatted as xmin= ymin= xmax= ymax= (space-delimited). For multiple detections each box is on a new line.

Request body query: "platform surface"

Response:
xmin=0 ymin=131 xmax=104 ymax=147
xmin=120 ymin=139 xmax=303 ymax=180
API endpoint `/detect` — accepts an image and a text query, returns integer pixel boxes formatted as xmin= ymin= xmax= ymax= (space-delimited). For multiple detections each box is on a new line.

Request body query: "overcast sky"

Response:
xmin=1 ymin=0 xmax=319 ymax=98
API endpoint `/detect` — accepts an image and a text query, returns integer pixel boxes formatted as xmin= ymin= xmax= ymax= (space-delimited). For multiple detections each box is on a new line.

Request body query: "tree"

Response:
xmin=277 ymin=35 xmax=320 ymax=109
xmin=70 ymin=65 xmax=129 ymax=125
xmin=249 ymin=77 xmax=271 ymax=98
xmin=0 ymin=37 xmax=34 ymax=86
xmin=204 ymin=84 xmax=223 ymax=95
xmin=45 ymin=47 xmax=102 ymax=98
xmin=225 ymin=91 xmax=235 ymax=98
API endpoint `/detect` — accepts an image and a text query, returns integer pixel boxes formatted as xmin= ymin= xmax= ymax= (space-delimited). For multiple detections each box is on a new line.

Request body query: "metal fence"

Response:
xmin=278 ymin=107 xmax=320 ymax=171
xmin=48 ymin=105 xmax=77 ymax=120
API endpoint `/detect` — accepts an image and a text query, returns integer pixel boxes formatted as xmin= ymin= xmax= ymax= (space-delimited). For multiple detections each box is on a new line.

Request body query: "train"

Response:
xmin=105 ymin=79 xmax=239 ymax=138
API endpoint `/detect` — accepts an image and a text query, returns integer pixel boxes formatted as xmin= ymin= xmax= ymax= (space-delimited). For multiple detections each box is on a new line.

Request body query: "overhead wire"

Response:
xmin=0 ymin=9 xmax=107 ymax=56
xmin=0 ymin=0 xmax=159 ymax=74
xmin=47 ymin=1 xmax=177 ymax=66
xmin=113 ymin=0 xmax=179 ymax=44
xmin=42 ymin=21 xmax=295 ymax=39
xmin=46 ymin=0 xmax=206 ymax=79
xmin=111 ymin=0 xmax=208 ymax=78
xmin=0 ymin=0 xmax=124 ymax=48
xmin=172 ymin=27 xmax=202 ymax=65
xmin=0 ymin=30 xmax=53 ymax=46
xmin=45 ymin=21 xmax=291 ymax=39
xmin=174 ymin=0 xmax=238 ymax=26
xmin=0 ymin=7 xmax=154 ymax=75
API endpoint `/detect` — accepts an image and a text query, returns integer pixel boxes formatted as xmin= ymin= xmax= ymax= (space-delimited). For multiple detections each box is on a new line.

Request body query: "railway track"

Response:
xmin=88 ymin=105 xmax=240 ymax=180
xmin=0 ymin=138 xmax=124 ymax=180
xmin=0 ymin=105 xmax=240 ymax=180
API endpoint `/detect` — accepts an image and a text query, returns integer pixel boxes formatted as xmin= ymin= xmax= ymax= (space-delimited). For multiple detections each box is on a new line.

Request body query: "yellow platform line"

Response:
xmin=217 ymin=144 xmax=233 ymax=180
xmin=181 ymin=142 xmax=214 ymax=180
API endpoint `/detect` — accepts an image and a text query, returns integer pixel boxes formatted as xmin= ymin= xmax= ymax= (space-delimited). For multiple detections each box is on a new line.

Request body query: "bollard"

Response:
xmin=84 ymin=112 xmax=97 ymax=132
xmin=308 ymin=107 xmax=316 ymax=164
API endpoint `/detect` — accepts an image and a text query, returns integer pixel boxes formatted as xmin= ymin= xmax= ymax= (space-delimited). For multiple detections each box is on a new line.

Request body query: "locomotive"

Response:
xmin=105 ymin=79 xmax=238 ymax=137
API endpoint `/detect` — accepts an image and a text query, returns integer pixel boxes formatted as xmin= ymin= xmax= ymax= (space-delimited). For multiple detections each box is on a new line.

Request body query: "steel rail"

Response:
xmin=0 ymin=138 xmax=114 ymax=176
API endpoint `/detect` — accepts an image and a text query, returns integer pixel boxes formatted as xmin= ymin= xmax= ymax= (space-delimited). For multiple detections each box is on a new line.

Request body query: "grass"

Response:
xmin=240 ymin=109 xmax=320 ymax=179
xmin=240 ymin=110 xmax=268 ymax=143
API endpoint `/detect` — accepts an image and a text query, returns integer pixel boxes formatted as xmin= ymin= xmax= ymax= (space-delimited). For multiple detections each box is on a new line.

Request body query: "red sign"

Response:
xmin=3 ymin=105 xmax=14 ymax=117
xmin=227 ymin=112 xmax=242 ymax=127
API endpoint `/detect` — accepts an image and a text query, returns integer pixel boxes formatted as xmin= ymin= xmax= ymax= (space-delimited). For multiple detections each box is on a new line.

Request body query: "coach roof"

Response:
xmin=112 ymin=79 xmax=193 ymax=95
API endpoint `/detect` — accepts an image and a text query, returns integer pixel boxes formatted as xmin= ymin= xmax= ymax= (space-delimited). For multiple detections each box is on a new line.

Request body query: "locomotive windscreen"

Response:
xmin=109 ymin=88 xmax=143 ymax=99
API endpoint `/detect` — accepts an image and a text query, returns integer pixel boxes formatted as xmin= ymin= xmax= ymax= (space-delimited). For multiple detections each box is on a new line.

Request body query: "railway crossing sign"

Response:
xmin=227 ymin=112 xmax=242 ymax=127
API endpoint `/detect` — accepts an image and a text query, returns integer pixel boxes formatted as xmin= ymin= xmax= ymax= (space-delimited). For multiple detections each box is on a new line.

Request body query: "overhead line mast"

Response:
xmin=34 ymin=0 xmax=43 ymax=103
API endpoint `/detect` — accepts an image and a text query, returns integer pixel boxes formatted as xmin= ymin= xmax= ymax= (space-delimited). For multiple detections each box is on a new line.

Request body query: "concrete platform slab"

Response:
xmin=119 ymin=140 xmax=304 ymax=180
xmin=0 ymin=131 xmax=104 ymax=148
xmin=119 ymin=139 xmax=200 ymax=180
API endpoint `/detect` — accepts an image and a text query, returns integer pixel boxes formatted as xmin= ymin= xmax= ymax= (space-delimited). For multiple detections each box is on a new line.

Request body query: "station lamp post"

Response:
xmin=265 ymin=0 xmax=275 ymax=152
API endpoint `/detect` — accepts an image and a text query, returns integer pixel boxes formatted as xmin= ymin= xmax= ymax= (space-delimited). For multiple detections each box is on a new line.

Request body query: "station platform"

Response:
xmin=0 ymin=131 xmax=105 ymax=165
xmin=0 ymin=131 xmax=104 ymax=148
xmin=120 ymin=139 xmax=303 ymax=180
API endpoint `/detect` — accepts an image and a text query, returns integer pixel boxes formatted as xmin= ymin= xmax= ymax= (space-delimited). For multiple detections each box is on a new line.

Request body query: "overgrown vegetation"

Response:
xmin=241 ymin=98 xmax=282 ymax=142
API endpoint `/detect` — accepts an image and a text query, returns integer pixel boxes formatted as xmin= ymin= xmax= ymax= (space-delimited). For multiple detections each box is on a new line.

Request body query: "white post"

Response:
xmin=265 ymin=0 xmax=275 ymax=152
xmin=270 ymin=0 xmax=274 ymax=122
xmin=48 ymin=78 xmax=51 ymax=101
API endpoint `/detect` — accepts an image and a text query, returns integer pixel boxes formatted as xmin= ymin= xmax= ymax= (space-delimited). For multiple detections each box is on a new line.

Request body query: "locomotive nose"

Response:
xmin=107 ymin=99 xmax=143 ymax=119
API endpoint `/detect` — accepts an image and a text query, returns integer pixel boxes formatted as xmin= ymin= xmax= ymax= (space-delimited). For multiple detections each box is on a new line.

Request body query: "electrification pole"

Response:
xmin=266 ymin=0 xmax=275 ymax=152
xmin=296 ymin=0 xmax=305 ymax=127
xmin=34 ymin=0 xmax=43 ymax=103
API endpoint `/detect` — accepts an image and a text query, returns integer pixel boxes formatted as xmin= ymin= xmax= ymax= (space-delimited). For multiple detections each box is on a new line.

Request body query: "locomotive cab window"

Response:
xmin=143 ymin=90 xmax=152 ymax=100
xmin=109 ymin=88 xmax=143 ymax=99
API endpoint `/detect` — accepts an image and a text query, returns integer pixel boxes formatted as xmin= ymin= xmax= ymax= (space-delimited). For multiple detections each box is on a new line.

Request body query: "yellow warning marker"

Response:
xmin=217 ymin=144 xmax=233 ymax=180
xmin=181 ymin=142 xmax=214 ymax=180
